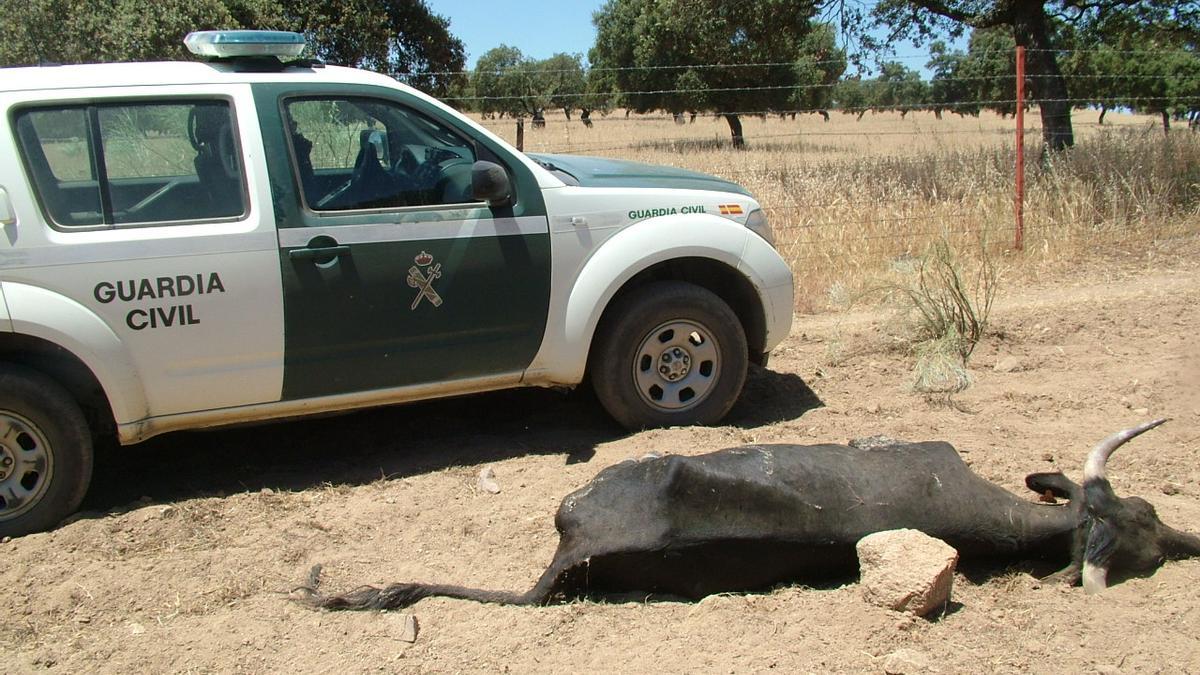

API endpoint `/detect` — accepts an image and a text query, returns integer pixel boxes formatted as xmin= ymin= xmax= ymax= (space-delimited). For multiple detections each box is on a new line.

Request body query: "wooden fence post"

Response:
xmin=516 ymin=118 xmax=525 ymax=152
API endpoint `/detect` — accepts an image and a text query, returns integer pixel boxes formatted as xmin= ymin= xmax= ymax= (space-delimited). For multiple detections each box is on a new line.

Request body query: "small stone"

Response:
xmin=879 ymin=648 xmax=934 ymax=674
xmin=857 ymin=529 xmax=958 ymax=617
xmin=128 ymin=621 xmax=145 ymax=635
xmin=396 ymin=614 xmax=419 ymax=643
xmin=477 ymin=467 xmax=501 ymax=494
xmin=1 ymin=536 xmax=11 ymax=544
xmin=1162 ymin=483 xmax=1182 ymax=496
xmin=1133 ymin=408 xmax=1150 ymax=416
xmin=1041 ymin=453 xmax=1054 ymax=462
xmin=993 ymin=356 xmax=1022 ymax=373
xmin=261 ymin=487 xmax=275 ymax=496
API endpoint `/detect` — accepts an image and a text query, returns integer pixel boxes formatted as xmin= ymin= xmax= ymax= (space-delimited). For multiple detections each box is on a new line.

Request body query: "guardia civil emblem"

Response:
xmin=407 ymin=251 xmax=443 ymax=310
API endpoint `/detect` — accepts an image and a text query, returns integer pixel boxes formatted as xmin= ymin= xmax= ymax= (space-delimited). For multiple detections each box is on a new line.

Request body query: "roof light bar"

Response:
xmin=184 ymin=30 xmax=306 ymax=60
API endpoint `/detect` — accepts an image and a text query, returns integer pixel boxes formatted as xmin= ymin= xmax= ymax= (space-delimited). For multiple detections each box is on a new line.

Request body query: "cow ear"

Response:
xmin=1026 ymin=472 xmax=1080 ymax=500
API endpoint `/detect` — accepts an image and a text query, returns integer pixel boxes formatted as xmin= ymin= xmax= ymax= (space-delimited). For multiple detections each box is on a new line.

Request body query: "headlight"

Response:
xmin=745 ymin=208 xmax=775 ymax=247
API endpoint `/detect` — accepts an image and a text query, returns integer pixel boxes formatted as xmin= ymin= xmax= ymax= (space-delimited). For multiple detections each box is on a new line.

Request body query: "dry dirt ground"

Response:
xmin=3 ymin=242 xmax=1200 ymax=674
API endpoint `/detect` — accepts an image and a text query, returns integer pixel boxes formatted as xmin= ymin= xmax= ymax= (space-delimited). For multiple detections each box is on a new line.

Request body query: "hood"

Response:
xmin=527 ymin=153 xmax=751 ymax=197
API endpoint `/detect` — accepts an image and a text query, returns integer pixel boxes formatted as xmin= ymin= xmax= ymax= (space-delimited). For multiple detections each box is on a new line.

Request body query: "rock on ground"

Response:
xmin=857 ymin=529 xmax=959 ymax=617
xmin=878 ymin=648 xmax=938 ymax=674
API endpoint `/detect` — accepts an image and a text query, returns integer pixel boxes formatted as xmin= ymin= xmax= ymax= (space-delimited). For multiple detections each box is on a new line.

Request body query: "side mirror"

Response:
xmin=471 ymin=160 xmax=511 ymax=207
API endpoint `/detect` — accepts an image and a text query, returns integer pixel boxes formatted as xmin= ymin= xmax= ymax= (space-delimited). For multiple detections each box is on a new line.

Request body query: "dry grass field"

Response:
xmin=482 ymin=108 xmax=1200 ymax=312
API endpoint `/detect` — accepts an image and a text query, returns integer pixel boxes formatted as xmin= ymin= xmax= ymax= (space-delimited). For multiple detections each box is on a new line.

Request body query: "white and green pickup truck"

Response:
xmin=0 ymin=31 xmax=793 ymax=536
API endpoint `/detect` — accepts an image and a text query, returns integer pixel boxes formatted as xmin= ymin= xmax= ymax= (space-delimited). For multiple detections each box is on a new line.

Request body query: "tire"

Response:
xmin=591 ymin=281 xmax=748 ymax=430
xmin=0 ymin=365 xmax=93 ymax=537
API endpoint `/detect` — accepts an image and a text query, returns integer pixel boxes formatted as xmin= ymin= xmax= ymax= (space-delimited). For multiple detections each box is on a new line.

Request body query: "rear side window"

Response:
xmin=13 ymin=100 xmax=246 ymax=228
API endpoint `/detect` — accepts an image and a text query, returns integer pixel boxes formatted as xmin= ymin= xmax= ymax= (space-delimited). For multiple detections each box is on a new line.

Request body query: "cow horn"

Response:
xmin=1082 ymin=418 xmax=1169 ymax=483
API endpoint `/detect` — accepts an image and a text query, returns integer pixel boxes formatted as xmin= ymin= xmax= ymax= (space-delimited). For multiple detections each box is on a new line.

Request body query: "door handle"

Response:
xmin=289 ymin=234 xmax=351 ymax=264
xmin=289 ymin=244 xmax=350 ymax=261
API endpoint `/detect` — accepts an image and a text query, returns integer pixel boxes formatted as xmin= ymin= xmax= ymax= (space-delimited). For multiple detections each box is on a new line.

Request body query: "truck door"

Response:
xmin=3 ymin=87 xmax=284 ymax=417
xmin=253 ymin=86 xmax=551 ymax=400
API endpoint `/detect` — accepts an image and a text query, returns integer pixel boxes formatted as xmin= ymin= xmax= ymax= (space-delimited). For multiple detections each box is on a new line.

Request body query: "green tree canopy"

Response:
xmin=869 ymin=61 xmax=929 ymax=117
xmin=866 ymin=0 xmax=1199 ymax=151
xmin=1062 ymin=16 xmax=1200 ymax=132
xmin=471 ymin=45 xmax=537 ymax=118
xmin=538 ymin=53 xmax=588 ymax=120
xmin=0 ymin=0 xmax=466 ymax=97
xmin=789 ymin=24 xmax=847 ymax=119
xmin=0 ymin=0 xmax=279 ymax=64
xmin=590 ymin=0 xmax=836 ymax=147
xmin=926 ymin=41 xmax=980 ymax=118
xmin=832 ymin=76 xmax=872 ymax=119
xmin=925 ymin=29 xmax=1016 ymax=119
xmin=282 ymin=0 xmax=466 ymax=96
xmin=467 ymin=49 xmax=603 ymax=123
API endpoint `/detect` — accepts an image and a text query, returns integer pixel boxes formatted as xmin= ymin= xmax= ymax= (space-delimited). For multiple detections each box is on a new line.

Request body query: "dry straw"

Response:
xmin=477 ymin=108 xmax=1200 ymax=313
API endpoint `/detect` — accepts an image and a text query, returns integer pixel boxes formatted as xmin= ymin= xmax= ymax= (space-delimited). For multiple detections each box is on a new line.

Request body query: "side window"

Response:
xmin=284 ymin=97 xmax=478 ymax=213
xmin=14 ymin=100 xmax=246 ymax=228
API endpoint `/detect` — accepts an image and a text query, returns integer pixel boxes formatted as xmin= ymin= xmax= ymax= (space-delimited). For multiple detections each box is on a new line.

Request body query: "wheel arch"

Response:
xmin=2 ymin=282 xmax=146 ymax=435
xmin=528 ymin=213 xmax=781 ymax=385
xmin=594 ymin=257 xmax=767 ymax=366
xmin=0 ymin=332 xmax=118 ymax=440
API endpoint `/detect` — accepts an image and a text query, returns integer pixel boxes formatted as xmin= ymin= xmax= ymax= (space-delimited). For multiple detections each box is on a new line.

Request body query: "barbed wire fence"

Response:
xmin=411 ymin=46 xmax=1200 ymax=304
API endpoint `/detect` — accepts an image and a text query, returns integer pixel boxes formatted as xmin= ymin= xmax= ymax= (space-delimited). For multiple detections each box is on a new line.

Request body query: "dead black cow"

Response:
xmin=299 ymin=420 xmax=1199 ymax=609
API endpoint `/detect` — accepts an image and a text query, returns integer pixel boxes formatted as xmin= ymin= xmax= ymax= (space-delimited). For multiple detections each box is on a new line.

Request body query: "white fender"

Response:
xmin=0 ymin=282 xmax=11 ymax=332
xmin=2 ymin=281 xmax=148 ymax=426
xmin=527 ymin=212 xmax=792 ymax=385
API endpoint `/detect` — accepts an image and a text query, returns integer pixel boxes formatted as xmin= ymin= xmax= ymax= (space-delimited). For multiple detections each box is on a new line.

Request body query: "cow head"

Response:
xmin=1077 ymin=419 xmax=1200 ymax=593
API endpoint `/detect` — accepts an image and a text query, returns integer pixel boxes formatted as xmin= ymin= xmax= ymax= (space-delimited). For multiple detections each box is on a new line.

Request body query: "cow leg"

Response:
xmin=295 ymin=564 xmax=546 ymax=610
xmin=295 ymin=549 xmax=594 ymax=611
xmin=1041 ymin=561 xmax=1082 ymax=586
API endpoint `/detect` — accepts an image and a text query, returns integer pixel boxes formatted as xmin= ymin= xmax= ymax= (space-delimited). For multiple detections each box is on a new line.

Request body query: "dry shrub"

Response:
xmin=880 ymin=238 xmax=998 ymax=395
xmin=902 ymin=238 xmax=997 ymax=364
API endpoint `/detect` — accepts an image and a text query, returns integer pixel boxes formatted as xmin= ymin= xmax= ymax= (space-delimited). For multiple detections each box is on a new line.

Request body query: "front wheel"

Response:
xmin=0 ymin=365 xmax=93 ymax=537
xmin=591 ymin=281 xmax=748 ymax=430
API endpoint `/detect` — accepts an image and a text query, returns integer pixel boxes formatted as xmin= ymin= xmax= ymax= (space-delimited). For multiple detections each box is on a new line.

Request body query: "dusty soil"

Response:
xmin=3 ymin=242 xmax=1200 ymax=674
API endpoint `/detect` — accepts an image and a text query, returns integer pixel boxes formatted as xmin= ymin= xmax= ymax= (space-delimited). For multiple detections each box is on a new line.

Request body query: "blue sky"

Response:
xmin=426 ymin=0 xmax=606 ymax=67
xmin=425 ymin=1 xmax=962 ymax=73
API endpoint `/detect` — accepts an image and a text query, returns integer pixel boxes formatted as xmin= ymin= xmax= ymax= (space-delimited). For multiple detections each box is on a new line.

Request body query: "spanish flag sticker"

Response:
xmin=718 ymin=204 xmax=744 ymax=216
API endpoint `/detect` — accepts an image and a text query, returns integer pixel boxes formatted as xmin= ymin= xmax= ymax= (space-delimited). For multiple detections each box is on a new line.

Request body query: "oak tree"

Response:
xmin=867 ymin=0 xmax=1198 ymax=150
xmin=590 ymin=0 xmax=836 ymax=147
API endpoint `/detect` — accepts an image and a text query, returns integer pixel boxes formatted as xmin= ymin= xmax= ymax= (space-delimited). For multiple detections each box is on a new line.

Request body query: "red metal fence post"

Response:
xmin=1014 ymin=45 xmax=1026 ymax=251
